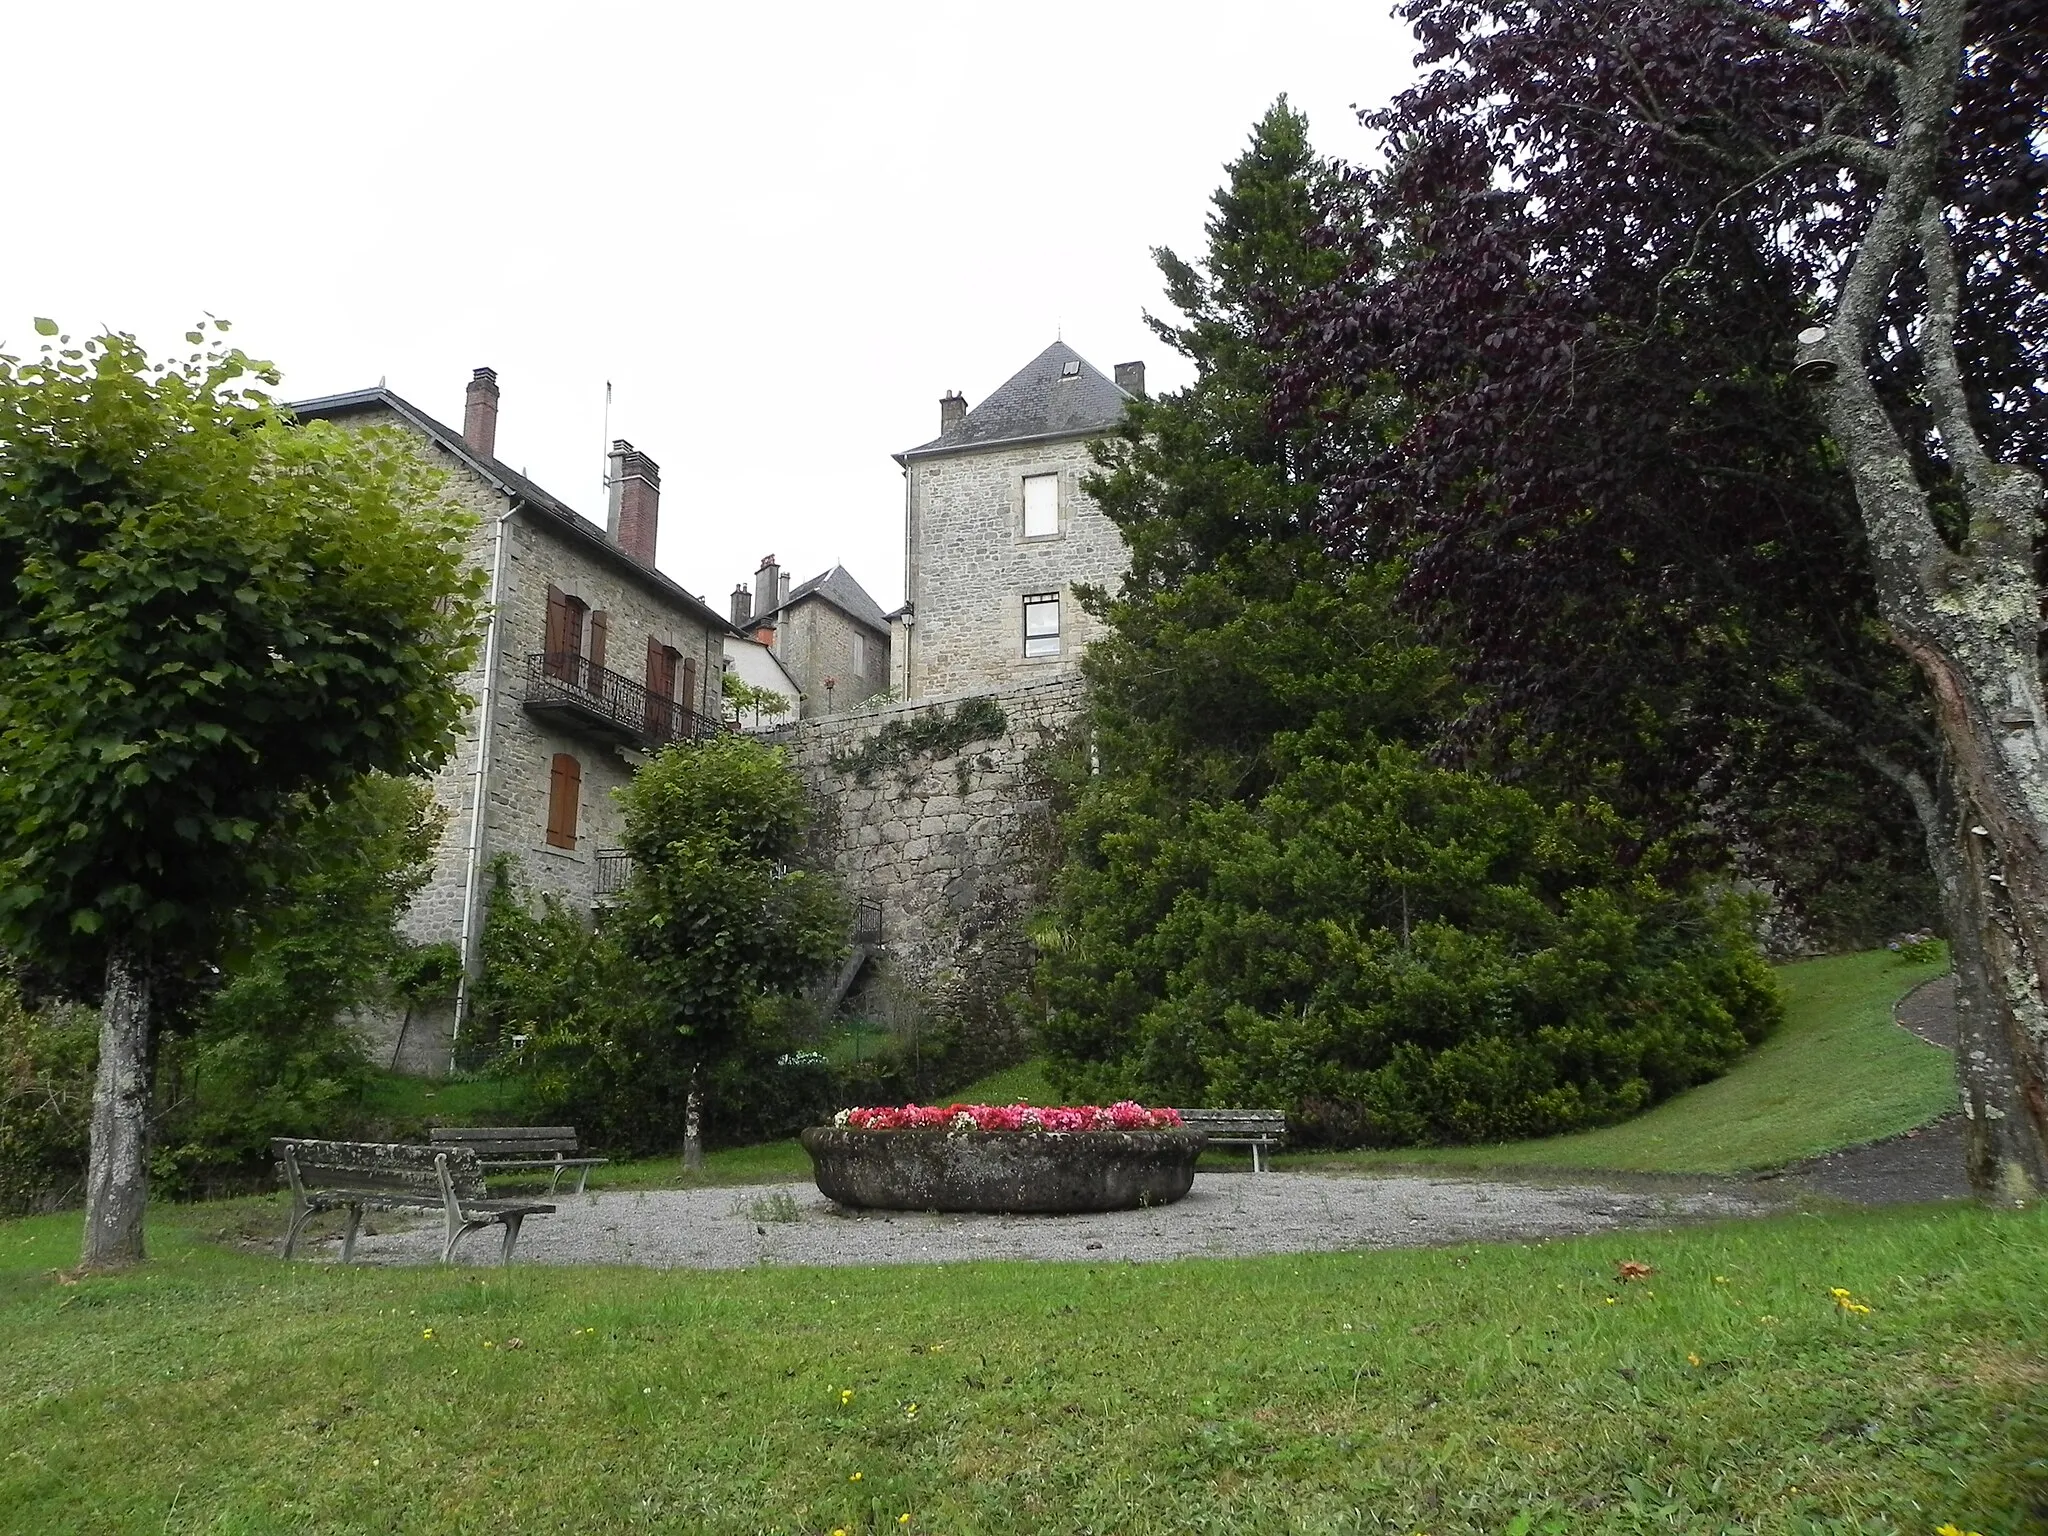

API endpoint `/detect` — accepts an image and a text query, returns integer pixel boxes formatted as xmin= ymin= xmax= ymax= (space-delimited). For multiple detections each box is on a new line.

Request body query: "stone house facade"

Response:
xmin=728 ymin=556 xmax=891 ymax=718
xmin=892 ymin=341 xmax=1140 ymax=700
xmin=292 ymin=370 xmax=733 ymax=1068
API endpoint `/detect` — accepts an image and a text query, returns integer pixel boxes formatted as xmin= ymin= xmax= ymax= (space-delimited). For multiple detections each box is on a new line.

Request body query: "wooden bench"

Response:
xmin=429 ymin=1126 xmax=609 ymax=1196
xmin=273 ymin=1138 xmax=555 ymax=1265
xmin=1176 ymin=1109 xmax=1288 ymax=1172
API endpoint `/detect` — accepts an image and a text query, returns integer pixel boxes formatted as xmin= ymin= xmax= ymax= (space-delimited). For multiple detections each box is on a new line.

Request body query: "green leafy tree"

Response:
xmin=0 ymin=322 xmax=482 ymax=1267
xmin=614 ymin=735 xmax=845 ymax=1166
xmin=483 ymin=736 xmax=846 ymax=1162
xmin=1040 ymin=103 xmax=1781 ymax=1140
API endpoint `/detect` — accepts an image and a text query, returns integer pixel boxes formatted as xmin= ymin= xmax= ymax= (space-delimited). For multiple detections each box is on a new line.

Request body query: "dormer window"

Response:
xmin=1060 ymin=360 xmax=1080 ymax=379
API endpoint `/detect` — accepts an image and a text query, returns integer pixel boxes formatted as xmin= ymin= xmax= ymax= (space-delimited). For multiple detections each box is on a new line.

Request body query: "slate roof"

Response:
xmin=286 ymin=385 xmax=736 ymax=637
xmin=753 ymin=563 xmax=890 ymax=634
xmin=895 ymin=340 xmax=1134 ymax=463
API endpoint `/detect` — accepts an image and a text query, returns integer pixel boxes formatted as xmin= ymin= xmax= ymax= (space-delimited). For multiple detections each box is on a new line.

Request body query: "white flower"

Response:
xmin=833 ymin=1109 xmax=850 ymax=1127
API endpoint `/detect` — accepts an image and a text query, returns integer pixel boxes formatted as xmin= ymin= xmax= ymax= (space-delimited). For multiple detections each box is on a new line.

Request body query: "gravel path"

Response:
xmin=341 ymin=1171 xmax=1772 ymax=1271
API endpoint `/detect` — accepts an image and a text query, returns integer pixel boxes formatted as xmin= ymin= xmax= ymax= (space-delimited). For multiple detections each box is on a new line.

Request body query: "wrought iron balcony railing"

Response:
xmin=522 ymin=652 xmax=722 ymax=751
xmin=594 ymin=848 xmax=634 ymax=899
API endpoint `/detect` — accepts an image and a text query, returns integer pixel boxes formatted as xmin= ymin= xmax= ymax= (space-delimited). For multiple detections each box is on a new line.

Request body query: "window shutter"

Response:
xmin=544 ymin=584 xmax=569 ymax=677
xmin=586 ymin=610 xmax=609 ymax=687
xmin=680 ymin=657 xmax=698 ymax=721
xmin=546 ymin=753 xmax=582 ymax=850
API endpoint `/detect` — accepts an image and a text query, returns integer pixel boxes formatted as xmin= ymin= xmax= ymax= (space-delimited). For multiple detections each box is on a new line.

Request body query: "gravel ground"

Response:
xmin=340 ymin=1171 xmax=1774 ymax=1271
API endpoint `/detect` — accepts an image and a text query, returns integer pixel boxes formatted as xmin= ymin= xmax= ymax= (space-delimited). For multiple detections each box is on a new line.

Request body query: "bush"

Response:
xmin=0 ymin=964 xmax=96 ymax=1215
xmin=1041 ymin=729 xmax=1782 ymax=1147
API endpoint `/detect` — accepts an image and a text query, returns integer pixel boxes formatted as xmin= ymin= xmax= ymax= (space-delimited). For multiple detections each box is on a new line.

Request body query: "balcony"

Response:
xmin=522 ymin=652 xmax=723 ymax=751
xmin=594 ymin=848 xmax=633 ymax=899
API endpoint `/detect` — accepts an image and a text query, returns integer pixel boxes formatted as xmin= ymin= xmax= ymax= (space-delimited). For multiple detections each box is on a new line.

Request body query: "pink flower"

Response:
xmin=833 ymin=1102 xmax=1183 ymax=1132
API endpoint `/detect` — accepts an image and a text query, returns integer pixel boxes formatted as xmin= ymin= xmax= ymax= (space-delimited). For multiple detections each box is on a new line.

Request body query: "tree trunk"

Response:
xmin=80 ymin=945 xmax=152 ymax=1269
xmin=682 ymin=1067 xmax=704 ymax=1174
xmin=1808 ymin=0 xmax=2048 ymax=1203
xmin=1902 ymin=648 xmax=2048 ymax=1203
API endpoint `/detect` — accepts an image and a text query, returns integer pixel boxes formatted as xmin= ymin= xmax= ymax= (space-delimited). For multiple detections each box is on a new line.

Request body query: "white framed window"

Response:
xmin=1023 ymin=473 xmax=1059 ymax=538
xmin=1023 ymin=592 xmax=1061 ymax=658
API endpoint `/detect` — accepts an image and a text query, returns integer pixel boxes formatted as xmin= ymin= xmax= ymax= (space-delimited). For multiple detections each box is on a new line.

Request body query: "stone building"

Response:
xmin=728 ymin=555 xmax=891 ymax=717
xmin=891 ymin=340 xmax=1140 ymax=701
xmin=291 ymin=368 xmax=734 ymax=1069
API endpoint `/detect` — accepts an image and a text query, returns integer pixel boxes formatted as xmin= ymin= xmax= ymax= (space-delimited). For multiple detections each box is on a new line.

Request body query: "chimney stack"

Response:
xmin=605 ymin=439 xmax=661 ymax=564
xmin=463 ymin=367 xmax=500 ymax=458
xmin=940 ymin=391 xmax=967 ymax=433
xmin=754 ymin=554 xmax=780 ymax=619
xmin=779 ymin=571 xmax=792 ymax=608
xmin=730 ymin=583 xmax=753 ymax=626
xmin=1114 ymin=361 xmax=1146 ymax=398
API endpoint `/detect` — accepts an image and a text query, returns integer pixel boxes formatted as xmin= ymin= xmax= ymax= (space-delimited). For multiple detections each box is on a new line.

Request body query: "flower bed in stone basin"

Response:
xmin=804 ymin=1103 xmax=1201 ymax=1214
xmin=833 ymin=1102 xmax=1184 ymax=1133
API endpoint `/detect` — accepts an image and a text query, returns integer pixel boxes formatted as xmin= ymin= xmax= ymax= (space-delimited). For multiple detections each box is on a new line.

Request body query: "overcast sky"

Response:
xmin=3 ymin=2 xmax=1417 ymax=614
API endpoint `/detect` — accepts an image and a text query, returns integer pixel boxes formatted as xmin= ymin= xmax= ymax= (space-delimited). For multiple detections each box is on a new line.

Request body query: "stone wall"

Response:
xmin=902 ymin=436 xmax=1127 ymax=699
xmin=768 ymin=675 xmax=1088 ymax=1003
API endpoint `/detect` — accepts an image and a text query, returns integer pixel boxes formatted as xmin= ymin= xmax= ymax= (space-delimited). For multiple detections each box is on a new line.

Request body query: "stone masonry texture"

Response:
xmin=902 ymin=436 xmax=1127 ymax=700
xmin=769 ymin=676 xmax=1087 ymax=1011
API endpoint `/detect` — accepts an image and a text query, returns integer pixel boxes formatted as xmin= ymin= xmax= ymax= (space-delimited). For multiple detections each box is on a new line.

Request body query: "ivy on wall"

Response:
xmin=828 ymin=695 xmax=1009 ymax=786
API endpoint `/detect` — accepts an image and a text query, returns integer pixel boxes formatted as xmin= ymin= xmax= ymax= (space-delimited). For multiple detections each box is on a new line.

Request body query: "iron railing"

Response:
xmin=854 ymin=901 xmax=882 ymax=946
xmin=595 ymin=848 xmax=634 ymax=898
xmin=523 ymin=652 xmax=722 ymax=750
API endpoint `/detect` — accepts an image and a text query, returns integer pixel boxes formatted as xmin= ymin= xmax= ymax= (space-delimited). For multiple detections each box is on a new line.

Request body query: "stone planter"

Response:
xmin=800 ymin=1126 xmax=1208 ymax=1214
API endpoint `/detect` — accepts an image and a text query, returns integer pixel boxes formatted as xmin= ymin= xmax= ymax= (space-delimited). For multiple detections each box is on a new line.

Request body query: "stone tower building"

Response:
xmin=891 ymin=341 xmax=1141 ymax=700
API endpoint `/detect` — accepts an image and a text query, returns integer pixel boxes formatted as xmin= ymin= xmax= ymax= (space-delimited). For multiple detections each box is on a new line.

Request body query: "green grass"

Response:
xmin=355 ymin=1069 xmax=536 ymax=1130
xmin=1 ymin=1200 xmax=2040 ymax=1533
xmin=1277 ymin=948 xmax=1956 ymax=1178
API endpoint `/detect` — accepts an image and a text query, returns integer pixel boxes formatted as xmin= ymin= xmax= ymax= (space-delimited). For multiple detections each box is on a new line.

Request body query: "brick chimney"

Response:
xmin=463 ymin=367 xmax=500 ymax=457
xmin=1114 ymin=361 xmax=1146 ymax=397
xmin=605 ymin=439 xmax=660 ymax=564
xmin=754 ymin=554 xmax=780 ymax=618
xmin=940 ymin=391 xmax=967 ymax=433
xmin=730 ymin=583 xmax=753 ymax=626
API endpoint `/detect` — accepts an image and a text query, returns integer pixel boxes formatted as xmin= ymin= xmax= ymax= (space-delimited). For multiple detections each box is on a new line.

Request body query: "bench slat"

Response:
xmin=431 ymin=1127 xmax=578 ymax=1143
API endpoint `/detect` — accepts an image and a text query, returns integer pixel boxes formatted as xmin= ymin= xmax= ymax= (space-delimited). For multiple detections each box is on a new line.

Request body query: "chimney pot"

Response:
xmin=605 ymin=438 xmax=661 ymax=564
xmin=754 ymin=553 xmax=780 ymax=619
xmin=463 ymin=367 xmax=500 ymax=458
xmin=1114 ymin=360 xmax=1146 ymax=397
xmin=940 ymin=390 xmax=968 ymax=433
xmin=730 ymin=583 xmax=754 ymax=626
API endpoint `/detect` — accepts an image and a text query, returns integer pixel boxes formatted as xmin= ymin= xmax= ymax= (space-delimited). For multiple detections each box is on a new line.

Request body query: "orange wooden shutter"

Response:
xmin=544 ymin=585 xmax=569 ymax=678
xmin=586 ymin=610 xmax=609 ymax=687
xmin=546 ymin=753 xmax=582 ymax=849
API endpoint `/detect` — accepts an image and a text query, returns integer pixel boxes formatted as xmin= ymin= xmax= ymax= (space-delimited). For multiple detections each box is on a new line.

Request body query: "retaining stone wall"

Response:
xmin=768 ymin=675 xmax=1088 ymax=1002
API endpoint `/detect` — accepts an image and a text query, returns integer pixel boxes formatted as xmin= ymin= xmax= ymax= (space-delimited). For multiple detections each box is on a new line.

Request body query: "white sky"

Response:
xmin=2 ymin=2 xmax=1416 ymax=614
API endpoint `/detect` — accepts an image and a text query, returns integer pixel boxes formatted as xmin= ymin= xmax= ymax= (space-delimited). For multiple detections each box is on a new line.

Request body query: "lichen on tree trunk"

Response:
xmin=80 ymin=945 xmax=152 ymax=1269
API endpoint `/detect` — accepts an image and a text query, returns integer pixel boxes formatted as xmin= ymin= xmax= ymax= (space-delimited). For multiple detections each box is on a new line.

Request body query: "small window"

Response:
xmin=1023 ymin=592 xmax=1061 ymax=658
xmin=546 ymin=753 xmax=582 ymax=850
xmin=1023 ymin=473 xmax=1059 ymax=538
xmin=853 ymin=632 xmax=867 ymax=672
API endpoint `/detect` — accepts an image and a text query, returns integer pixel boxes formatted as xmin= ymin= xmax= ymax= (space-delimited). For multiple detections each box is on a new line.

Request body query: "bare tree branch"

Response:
xmin=1797 ymin=698 xmax=1937 ymax=829
xmin=1914 ymin=197 xmax=1999 ymax=515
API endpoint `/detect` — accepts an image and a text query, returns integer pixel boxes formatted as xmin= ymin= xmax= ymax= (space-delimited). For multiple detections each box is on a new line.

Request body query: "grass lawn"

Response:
xmin=1276 ymin=948 xmax=1956 ymax=1178
xmin=1 ymin=1199 xmax=2039 ymax=1534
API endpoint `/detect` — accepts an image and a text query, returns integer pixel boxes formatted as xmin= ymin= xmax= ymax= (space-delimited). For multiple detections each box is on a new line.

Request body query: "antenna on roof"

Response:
xmin=601 ymin=380 xmax=613 ymax=495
